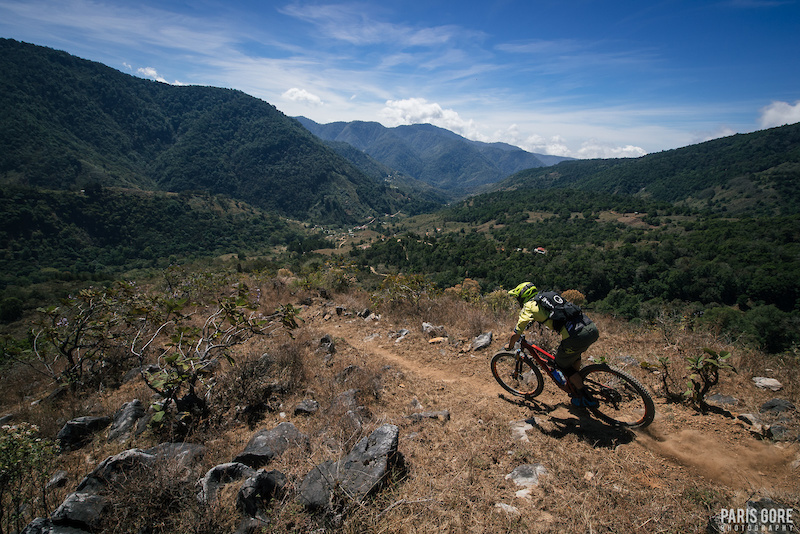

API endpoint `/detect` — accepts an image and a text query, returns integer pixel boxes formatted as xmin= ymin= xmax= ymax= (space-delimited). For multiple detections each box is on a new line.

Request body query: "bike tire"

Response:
xmin=580 ymin=364 xmax=655 ymax=429
xmin=491 ymin=351 xmax=545 ymax=398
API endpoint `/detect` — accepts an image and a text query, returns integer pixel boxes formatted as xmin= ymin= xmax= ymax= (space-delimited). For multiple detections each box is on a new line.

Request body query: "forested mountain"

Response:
xmin=0 ymin=39 xmax=429 ymax=225
xmin=496 ymin=123 xmax=800 ymax=216
xmin=296 ymin=117 xmax=571 ymax=196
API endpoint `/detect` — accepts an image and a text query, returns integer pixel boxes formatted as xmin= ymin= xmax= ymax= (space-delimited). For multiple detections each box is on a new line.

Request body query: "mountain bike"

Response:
xmin=490 ymin=334 xmax=655 ymax=429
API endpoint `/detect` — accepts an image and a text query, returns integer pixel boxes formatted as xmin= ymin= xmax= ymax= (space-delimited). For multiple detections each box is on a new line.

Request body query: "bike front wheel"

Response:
xmin=580 ymin=364 xmax=655 ymax=428
xmin=491 ymin=351 xmax=545 ymax=398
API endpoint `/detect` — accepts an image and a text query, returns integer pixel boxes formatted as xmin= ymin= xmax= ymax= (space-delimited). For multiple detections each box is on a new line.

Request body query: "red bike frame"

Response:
xmin=516 ymin=334 xmax=577 ymax=395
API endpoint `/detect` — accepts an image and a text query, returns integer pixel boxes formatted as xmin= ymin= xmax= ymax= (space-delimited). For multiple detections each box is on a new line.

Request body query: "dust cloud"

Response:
xmin=636 ymin=428 xmax=798 ymax=491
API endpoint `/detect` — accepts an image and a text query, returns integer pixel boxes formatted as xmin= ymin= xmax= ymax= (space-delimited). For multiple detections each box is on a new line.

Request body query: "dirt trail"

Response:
xmin=321 ymin=311 xmax=799 ymax=495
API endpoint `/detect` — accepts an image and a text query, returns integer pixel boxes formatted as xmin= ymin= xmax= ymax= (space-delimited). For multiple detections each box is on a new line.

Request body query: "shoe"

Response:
xmin=571 ymin=395 xmax=598 ymax=408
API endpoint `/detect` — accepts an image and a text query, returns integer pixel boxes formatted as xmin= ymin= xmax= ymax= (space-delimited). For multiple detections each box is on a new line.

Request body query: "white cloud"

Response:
xmin=282 ymin=88 xmax=324 ymax=106
xmin=379 ymin=98 xmax=652 ymax=158
xmin=136 ymin=67 xmax=184 ymax=85
xmin=381 ymin=98 xmax=485 ymax=140
xmin=576 ymin=140 xmax=647 ymax=159
xmin=519 ymin=134 xmax=572 ymax=157
xmin=758 ymin=100 xmax=800 ymax=128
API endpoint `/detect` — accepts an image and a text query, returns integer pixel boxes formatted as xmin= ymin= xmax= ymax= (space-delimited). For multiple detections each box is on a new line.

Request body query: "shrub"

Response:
xmin=561 ymin=289 xmax=586 ymax=307
xmin=0 ymin=423 xmax=58 ymax=534
xmin=685 ymin=348 xmax=737 ymax=412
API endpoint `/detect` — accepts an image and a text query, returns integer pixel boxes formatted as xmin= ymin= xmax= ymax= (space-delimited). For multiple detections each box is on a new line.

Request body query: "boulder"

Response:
xmin=107 ymin=399 xmax=146 ymax=443
xmin=298 ymin=424 xmax=405 ymax=511
xmin=76 ymin=449 xmax=158 ymax=494
xmin=50 ymin=492 xmax=106 ymax=532
xmin=56 ymin=416 xmax=112 ymax=451
xmin=197 ymin=462 xmax=256 ymax=504
xmin=233 ymin=422 xmax=309 ymax=469
xmin=145 ymin=442 xmax=206 ymax=470
xmin=237 ymin=469 xmax=288 ymax=518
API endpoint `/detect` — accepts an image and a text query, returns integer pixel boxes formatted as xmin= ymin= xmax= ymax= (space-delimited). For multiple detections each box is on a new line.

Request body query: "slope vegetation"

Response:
xmin=0 ymin=39 xmax=419 ymax=224
xmin=497 ymin=123 xmax=800 ymax=216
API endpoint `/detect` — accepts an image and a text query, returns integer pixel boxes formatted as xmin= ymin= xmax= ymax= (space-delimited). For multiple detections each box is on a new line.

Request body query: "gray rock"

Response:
xmin=760 ymin=398 xmax=795 ymax=413
xmin=197 ymin=462 xmax=256 ymax=504
xmin=50 ymin=492 xmax=106 ymax=531
xmin=237 ymin=469 xmax=287 ymax=518
xmin=471 ymin=332 xmax=493 ymax=351
xmin=145 ymin=442 xmax=206 ymax=469
xmin=320 ymin=334 xmax=336 ymax=354
xmin=298 ymin=424 xmax=405 ymax=511
xmin=56 ymin=416 xmax=112 ymax=451
xmin=233 ymin=422 xmax=309 ymax=469
xmin=22 ymin=517 xmax=92 ymax=534
xmin=294 ymin=398 xmax=320 ymax=416
xmin=47 ymin=470 xmax=69 ymax=490
xmin=746 ymin=497 xmax=795 ymax=531
xmin=422 ymin=322 xmax=447 ymax=338
xmin=330 ymin=389 xmax=359 ymax=414
xmin=752 ymin=377 xmax=783 ymax=391
xmin=107 ymin=399 xmax=146 ymax=443
xmin=392 ymin=329 xmax=410 ymax=343
xmin=707 ymin=393 xmax=738 ymax=406
xmin=76 ymin=449 xmax=158 ymax=494
xmin=737 ymin=413 xmax=760 ymax=426
xmin=506 ymin=464 xmax=548 ymax=487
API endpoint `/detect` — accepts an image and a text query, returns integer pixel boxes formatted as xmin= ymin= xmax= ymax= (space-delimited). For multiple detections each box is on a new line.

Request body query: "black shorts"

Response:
xmin=554 ymin=321 xmax=599 ymax=369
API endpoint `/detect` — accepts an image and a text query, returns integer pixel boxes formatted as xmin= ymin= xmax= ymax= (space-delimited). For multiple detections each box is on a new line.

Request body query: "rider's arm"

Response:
xmin=506 ymin=301 xmax=547 ymax=349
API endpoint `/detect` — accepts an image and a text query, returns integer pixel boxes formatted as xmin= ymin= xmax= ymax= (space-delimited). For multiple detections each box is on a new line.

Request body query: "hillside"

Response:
xmin=495 ymin=123 xmax=800 ymax=217
xmin=0 ymin=39 xmax=428 ymax=225
xmin=0 ymin=271 xmax=797 ymax=533
xmin=296 ymin=117 xmax=571 ymax=196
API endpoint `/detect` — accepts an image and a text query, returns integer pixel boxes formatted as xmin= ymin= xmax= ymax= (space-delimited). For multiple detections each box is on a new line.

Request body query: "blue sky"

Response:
xmin=2 ymin=0 xmax=799 ymax=158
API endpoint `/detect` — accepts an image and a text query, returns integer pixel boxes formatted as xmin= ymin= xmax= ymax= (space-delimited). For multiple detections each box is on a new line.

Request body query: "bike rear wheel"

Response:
xmin=580 ymin=364 xmax=655 ymax=428
xmin=491 ymin=351 xmax=545 ymax=398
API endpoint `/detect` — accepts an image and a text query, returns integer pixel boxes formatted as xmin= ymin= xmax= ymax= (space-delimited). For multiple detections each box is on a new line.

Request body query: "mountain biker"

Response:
xmin=505 ymin=282 xmax=600 ymax=407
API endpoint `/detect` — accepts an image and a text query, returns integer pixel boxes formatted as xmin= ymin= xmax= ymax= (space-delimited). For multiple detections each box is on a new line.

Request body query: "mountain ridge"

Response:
xmin=295 ymin=116 xmax=572 ymax=196
xmin=0 ymin=38 xmax=429 ymax=225
xmin=494 ymin=122 xmax=800 ymax=216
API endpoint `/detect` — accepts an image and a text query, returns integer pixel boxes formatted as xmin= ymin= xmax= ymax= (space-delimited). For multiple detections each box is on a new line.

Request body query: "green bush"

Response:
xmin=0 ymin=423 xmax=58 ymax=533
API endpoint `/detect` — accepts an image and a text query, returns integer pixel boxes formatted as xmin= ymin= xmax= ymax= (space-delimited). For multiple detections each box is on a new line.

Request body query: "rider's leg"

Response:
xmin=555 ymin=322 xmax=599 ymax=395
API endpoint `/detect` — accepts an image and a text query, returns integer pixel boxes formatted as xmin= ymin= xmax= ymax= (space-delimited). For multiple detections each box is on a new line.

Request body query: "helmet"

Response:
xmin=508 ymin=282 xmax=538 ymax=306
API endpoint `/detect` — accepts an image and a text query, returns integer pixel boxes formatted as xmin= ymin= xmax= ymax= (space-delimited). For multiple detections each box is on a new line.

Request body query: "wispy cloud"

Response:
xmin=278 ymin=2 xmax=477 ymax=47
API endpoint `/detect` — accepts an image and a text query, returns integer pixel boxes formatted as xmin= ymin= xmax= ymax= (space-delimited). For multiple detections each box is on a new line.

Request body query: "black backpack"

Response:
xmin=533 ymin=291 xmax=587 ymax=334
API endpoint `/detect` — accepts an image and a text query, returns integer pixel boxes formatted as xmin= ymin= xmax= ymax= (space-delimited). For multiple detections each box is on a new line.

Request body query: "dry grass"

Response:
xmin=1 ymin=278 xmax=798 ymax=533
